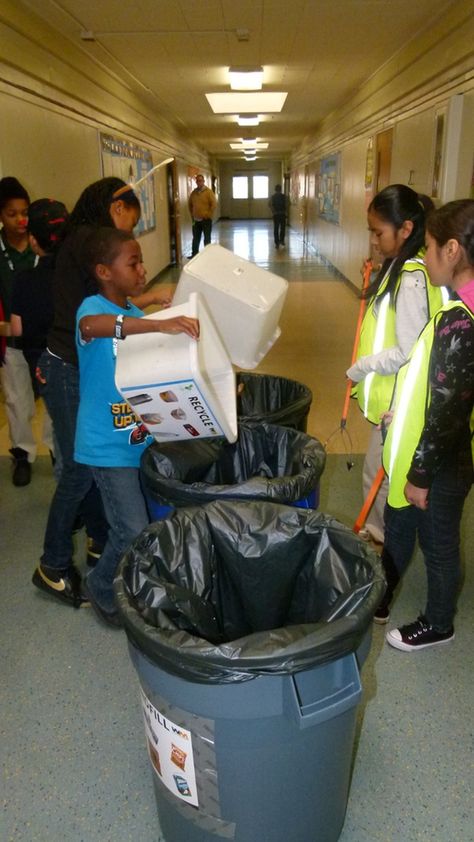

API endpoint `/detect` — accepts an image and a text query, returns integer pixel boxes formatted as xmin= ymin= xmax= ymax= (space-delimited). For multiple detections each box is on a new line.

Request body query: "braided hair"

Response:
xmin=364 ymin=184 xmax=433 ymax=301
xmin=69 ymin=177 xmax=140 ymax=228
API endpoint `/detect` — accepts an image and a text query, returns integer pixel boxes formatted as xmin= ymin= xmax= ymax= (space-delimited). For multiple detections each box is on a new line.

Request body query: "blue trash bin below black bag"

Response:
xmin=140 ymin=421 xmax=326 ymax=520
xmin=236 ymin=372 xmax=313 ymax=432
xmin=115 ymin=501 xmax=385 ymax=842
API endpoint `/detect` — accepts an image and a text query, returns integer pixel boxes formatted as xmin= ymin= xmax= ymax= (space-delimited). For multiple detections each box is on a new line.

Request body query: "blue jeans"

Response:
xmin=192 ymin=219 xmax=212 ymax=255
xmin=38 ymin=351 xmax=109 ymax=570
xmin=382 ymin=453 xmax=472 ymax=632
xmin=87 ymin=467 xmax=150 ymax=614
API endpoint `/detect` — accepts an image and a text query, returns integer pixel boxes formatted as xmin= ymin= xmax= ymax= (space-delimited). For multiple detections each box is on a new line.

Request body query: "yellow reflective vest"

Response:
xmin=383 ymin=299 xmax=474 ymax=509
xmin=353 ymin=253 xmax=448 ymax=424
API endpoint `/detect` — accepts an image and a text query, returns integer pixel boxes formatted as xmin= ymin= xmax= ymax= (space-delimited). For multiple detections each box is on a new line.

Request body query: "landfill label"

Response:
xmin=141 ymin=688 xmax=199 ymax=807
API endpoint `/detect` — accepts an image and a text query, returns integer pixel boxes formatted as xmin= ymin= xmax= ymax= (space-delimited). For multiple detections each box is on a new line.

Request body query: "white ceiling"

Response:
xmin=24 ymin=0 xmax=456 ymax=160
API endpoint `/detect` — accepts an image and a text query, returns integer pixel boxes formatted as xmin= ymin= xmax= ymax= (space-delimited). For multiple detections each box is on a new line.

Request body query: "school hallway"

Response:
xmin=1 ymin=219 xmax=473 ymax=842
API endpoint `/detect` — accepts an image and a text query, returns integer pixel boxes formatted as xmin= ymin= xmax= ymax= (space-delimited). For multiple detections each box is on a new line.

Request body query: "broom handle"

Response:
xmin=353 ymin=465 xmax=386 ymax=533
xmin=341 ymin=259 xmax=373 ymax=428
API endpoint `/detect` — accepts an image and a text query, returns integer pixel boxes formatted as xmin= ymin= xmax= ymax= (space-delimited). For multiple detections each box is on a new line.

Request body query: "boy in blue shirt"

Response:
xmin=75 ymin=227 xmax=199 ymax=626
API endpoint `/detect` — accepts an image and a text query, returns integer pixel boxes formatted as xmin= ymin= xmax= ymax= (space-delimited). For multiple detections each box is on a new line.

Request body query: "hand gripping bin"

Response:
xmin=140 ymin=421 xmax=325 ymax=520
xmin=115 ymin=293 xmax=237 ymax=444
xmin=173 ymin=244 xmax=288 ymax=369
xmin=115 ymin=501 xmax=386 ymax=842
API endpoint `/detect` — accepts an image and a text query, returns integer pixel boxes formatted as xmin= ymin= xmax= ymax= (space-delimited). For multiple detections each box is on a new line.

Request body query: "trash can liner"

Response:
xmin=115 ymin=501 xmax=385 ymax=684
xmin=140 ymin=422 xmax=325 ymax=508
xmin=237 ymin=372 xmax=312 ymax=431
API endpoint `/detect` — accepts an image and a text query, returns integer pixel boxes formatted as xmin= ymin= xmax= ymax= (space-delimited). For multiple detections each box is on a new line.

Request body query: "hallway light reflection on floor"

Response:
xmin=231 ymin=228 xmax=269 ymax=261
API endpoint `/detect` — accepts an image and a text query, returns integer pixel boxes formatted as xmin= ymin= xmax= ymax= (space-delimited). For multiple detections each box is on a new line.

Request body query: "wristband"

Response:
xmin=114 ymin=314 xmax=126 ymax=340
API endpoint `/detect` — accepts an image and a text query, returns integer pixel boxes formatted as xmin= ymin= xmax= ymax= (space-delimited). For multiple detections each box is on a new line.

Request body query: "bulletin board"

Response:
xmin=318 ymin=152 xmax=341 ymax=224
xmin=100 ymin=133 xmax=156 ymax=235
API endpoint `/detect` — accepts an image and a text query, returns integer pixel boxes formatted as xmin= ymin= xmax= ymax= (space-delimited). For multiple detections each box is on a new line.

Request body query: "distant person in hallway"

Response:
xmin=269 ymin=184 xmax=288 ymax=249
xmin=0 ymin=177 xmax=39 ymax=486
xmin=346 ymin=184 xmax=447 ymax=545
xmin=75 ymin=227 xmax=199 ymax=626
xmin=377 ymin=199 xmax=473 ymax=650
xmin=188 ymin=174 xmax=217 ymax=257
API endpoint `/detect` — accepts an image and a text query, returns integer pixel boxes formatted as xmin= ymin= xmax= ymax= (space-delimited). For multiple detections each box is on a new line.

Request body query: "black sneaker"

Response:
xmin=386 ymin=615 xmax=454 ymax=652
xmin=373 ymin=604 xmax=390 ymax=625
xmin=10 ymin=447 xmax=32 ymax=487
xmin=32 ymin=564 xmax=88 ymax=609
xmin=86 ymin=537 xmax=104 ymax=568
xmin=82 ymin=581 xmax=122 ymax=629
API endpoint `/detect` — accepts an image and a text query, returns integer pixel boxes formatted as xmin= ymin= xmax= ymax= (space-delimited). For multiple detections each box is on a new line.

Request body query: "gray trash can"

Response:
xmin=236 ymin=372 xmax=313 ymax=432
xmin=140 ymin=420 xmax=325 ymax=519
xmin=115 ymin=501 xmax=385 ymax=842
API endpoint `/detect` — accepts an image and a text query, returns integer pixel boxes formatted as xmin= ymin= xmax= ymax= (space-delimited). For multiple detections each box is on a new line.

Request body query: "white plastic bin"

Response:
xmin=115 ymin=293 xmax=237 ymax=444
xmin=173 ymin=244 xmax=288 ymax=369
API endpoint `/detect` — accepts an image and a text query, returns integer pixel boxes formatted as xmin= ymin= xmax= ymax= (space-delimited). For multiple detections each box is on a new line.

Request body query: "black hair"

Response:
xmin=274 ymin=184 xmax=282 ymax=191
xmin=81 ymin=227 xmax=135 ymax=281
xmin=27 ymin=198 xmax=69 ymax=253
xmin=365 ymin=184 xmax=434 ymax=300
xmin=426 ymin=200 xmax=474 ymax=266
xmin=0 ymin=177 xmax=30 ymax=212
xmin=69 ymin=177 xmax=141 ymax=228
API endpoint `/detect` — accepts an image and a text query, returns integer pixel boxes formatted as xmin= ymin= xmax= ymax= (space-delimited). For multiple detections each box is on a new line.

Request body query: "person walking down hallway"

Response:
xmin=269 ymin=184 xmax=288 ymax=249
xmin=188 ymin=174 xmax=217 ymax=257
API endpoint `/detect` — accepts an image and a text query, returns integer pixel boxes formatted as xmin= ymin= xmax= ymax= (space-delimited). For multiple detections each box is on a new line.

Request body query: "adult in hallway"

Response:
xmin=188 ymin=174 xmax=217 ymax=257
xmin=269 ymin=183 xmax=288 ymax=249
xmin=0 ymin=177 xmax=39 ymax=486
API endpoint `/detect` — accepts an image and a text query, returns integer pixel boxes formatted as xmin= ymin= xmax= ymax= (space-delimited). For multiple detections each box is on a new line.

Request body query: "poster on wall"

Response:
xmin=100 ymin=134 xmax=156 ymax=235
xmin=318 ymin=152 xmax=341 ymax=224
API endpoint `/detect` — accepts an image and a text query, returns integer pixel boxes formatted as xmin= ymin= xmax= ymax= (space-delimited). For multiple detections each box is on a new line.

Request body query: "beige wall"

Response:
xmin=290 ymin=0 xmax=474 ymax=288
xmin=0 ymin=4 xmax=212 ymax=278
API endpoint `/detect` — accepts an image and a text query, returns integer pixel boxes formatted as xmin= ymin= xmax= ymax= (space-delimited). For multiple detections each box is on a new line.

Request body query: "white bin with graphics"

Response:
xmin=173 ymin=244 xmax=288 ymax=369
xmin=115 ymin=292 xmax=237 ymax=444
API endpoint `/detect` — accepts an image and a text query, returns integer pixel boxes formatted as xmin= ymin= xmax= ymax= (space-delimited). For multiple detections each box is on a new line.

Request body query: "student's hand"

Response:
xmin=377 ymin=411 xmax=394 ymax=430
xmin=157 ymin=316 xmax=200 ymax=339
xmin=404 ymin=481 xmax=429 ymax=510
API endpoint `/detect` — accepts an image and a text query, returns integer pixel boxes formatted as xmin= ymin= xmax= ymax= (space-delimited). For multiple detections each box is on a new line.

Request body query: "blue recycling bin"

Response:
xmin=115 ymin=502 xmax=385 ymax=842
xmin=140 ymin=421 xmax=325 ymax=520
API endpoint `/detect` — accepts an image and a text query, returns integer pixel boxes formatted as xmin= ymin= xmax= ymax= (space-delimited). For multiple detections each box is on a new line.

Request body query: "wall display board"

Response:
xmin=101 ymin=134 xmax=156 ymax=235
xmin=318 ymin=152 xmax=341 ymax=224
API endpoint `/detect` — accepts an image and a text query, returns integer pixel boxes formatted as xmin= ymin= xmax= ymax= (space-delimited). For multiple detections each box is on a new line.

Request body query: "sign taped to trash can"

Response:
xmin=141 ymin=689 xmax=199 ymax=807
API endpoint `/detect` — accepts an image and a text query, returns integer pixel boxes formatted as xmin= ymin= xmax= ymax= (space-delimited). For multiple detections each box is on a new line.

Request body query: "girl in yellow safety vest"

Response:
xmin=377 ymin=199 xmax=474 ymax=651
xmin=347 ymin=184 xmax=447 ymax=543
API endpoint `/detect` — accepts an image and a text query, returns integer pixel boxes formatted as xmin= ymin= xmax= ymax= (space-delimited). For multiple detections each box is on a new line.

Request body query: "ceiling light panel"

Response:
xmin=206 ymin=92 xmax=287 ymax=113
xmin=228 ymin=66 xmax=263 ymax=90
xmin=237 ymin=115 xmax=260 ymax=126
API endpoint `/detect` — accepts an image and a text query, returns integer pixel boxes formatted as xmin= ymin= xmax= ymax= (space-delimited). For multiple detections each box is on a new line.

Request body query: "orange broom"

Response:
xmin=324 ymin=259 xmax=372 ymax=468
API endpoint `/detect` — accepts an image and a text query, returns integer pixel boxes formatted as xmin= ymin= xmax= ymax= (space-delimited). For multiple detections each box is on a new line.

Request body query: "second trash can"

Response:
xmin=115 ymin=501 xmax=385 ymax=842
xmin=237 ymin=371 xmax=313 ymax=432
xmin=140 ymin=420 xmax=325 ymax=519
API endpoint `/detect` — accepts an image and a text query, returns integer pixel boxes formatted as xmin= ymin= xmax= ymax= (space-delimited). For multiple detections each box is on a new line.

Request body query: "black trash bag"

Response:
xmin=140 ymin=421 xmax=325 ymax=509
xmin=115 ymin=501 xmax=385 ymax=684
xmin=237 ymin=372 xmax=312 ymax=432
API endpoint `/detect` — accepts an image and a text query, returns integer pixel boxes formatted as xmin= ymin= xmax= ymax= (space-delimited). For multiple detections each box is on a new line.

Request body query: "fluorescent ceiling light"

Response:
xmin=244 ymin=156 xmax=257 ymax=161
xmin=230 ymin=142 xmax=269 ymax=150
xmin=229 ymin=66 xmax=263 ymax=90
xmin=206 ymin=92 xmax=287 ymax=113
xmin=237 ymin=115 xmax=260 ymax=126
xmin=241 ymin=137 xmax=257 ymax=146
